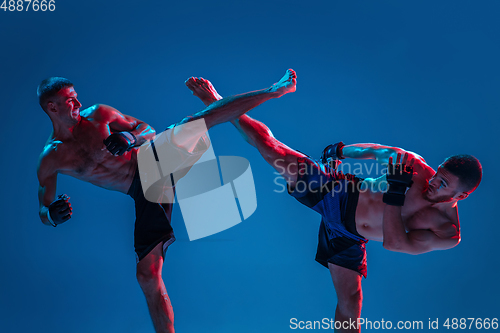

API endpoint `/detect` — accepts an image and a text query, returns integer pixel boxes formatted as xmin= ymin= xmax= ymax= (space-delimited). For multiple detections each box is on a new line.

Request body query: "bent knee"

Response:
xmin=337 ymin=289 xmax=362 ymax=317
xmin=136 ymin=265 xmax=162 ymax=287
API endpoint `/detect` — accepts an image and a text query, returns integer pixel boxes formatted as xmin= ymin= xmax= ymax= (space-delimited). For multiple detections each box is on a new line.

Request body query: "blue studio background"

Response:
xmin=1 ymin=1 xmax=499 ymax=332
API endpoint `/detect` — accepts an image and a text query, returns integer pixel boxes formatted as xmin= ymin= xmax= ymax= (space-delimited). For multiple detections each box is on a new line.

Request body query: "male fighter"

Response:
xmin=36 ymin=69 xmax=296 ymax=333
xmin=185 ymin=78 xmax=482 ymax=333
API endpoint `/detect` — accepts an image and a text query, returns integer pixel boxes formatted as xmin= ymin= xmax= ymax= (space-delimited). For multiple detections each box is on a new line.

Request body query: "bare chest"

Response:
xmin=355 ymin=179 xmax=453 ymax=240
xmin=55 ymin=119 xmax=129 ymax=178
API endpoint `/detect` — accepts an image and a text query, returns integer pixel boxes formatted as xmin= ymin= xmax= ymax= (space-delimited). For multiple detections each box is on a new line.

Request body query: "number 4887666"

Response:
xmin=1 ymin=0 xmax=56 ymax=11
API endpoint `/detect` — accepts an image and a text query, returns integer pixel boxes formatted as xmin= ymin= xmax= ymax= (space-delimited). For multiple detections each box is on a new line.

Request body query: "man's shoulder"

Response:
xmin=37 ymin=140 xmax=61 ymax=176
xmin=420 ymin=204 xmax=460 ymax=238
xmin=407 ymin=207 xmax=461 ymax=252
xmin=440 ymin=203 xmax=460 ymax=230
xmin=81 ymin=104 xmax=118 ymax=121
xmin=408 ymin=153 xmax=435 ymax=181
xmin=386 ymin=147 xmax=434 ymax=177
xmin=40 ymin=139 xmax=62 ymax=159
xmin=431 ymin=217 xmax=460 ymax=248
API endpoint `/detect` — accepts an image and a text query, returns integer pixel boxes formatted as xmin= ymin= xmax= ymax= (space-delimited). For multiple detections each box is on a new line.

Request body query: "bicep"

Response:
xmin=97 ymin=104 xmax=141 ymax=132
xmin=343 ymin=143 xmax=425 ymax=166
xmin=380 ymin=147 xmax=425 ymax=166
xmin=110 ymin=112 xmax=141 ymax=132
xmin=37 ymin=154 xmax=58 ymax=208
xmin=38 ymin=172 xmax=57 ymax=208
xmin=406 ymin=229 xmax=460 ymax=255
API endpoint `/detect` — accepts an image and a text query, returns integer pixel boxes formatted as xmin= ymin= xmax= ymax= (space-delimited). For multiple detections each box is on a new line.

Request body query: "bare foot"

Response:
xmin=269 ymin=69 xmax=297 ymax=97
xmin=185 ymin=77 xmax=223 ymax=106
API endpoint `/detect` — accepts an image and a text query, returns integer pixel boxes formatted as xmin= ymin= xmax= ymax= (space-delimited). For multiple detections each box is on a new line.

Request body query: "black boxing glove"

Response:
xmin=383 ymin=159 xmax=414 ymax=206
xmin=320 ymin=141 xmax=345 ymax=164
xmin=47 ymin=194 xmax=72 ymax=226
xmin=103 ymin=132 xmax=137 ymax=156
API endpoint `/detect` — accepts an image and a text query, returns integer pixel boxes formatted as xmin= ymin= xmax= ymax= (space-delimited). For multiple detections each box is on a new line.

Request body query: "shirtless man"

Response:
xmin=185 ymin=78 xmax=482 ymax=332
xmin=36 ymin=69 xmax=296 ymax=333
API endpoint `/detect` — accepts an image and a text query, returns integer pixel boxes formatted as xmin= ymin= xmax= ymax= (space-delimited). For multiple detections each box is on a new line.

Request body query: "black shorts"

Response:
xmin=127 ymin=121 xmax=211 ymax=262
xmin=289 ymin=156 xmax=368 ymax=278
xmin=127 ymin=168 xmax=175 ymax=262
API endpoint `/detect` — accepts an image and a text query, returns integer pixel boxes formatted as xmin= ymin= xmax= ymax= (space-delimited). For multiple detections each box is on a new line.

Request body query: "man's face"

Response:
xmin=49 ymin=86 xmax=82 ymax=123
xmin=424 ymin=166 xmax=464 ymax=203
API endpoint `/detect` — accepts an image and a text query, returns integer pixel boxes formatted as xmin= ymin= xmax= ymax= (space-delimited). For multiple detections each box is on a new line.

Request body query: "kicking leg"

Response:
xmin=186 ymin=76 xmax=256 ymax=147
xmin=184 ymin=76 xmax=222 ymax=106
xmin=179 ymin=69 xmax=296 ymax=130
xmin=172 ymin=69 xmax=296 ymax=153
xmin=186 ymin=77 xmax=304 ymax=188
xmin=188 ymin=77 xmax=362 ymax=332
xmin=136 ymin=243 xmax=174 ymax=333
xmin=329 ymin=263 xmax=363 ymax=333
xmin=233 ymin=114 xmax=305 ymax=188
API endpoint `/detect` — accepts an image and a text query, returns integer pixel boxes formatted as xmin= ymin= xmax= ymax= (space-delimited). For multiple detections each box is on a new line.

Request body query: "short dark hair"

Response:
xmin=441 ymin=154 xmax=482 ymax=193
xmin=37 ymin=77 xmax=73 ymax=111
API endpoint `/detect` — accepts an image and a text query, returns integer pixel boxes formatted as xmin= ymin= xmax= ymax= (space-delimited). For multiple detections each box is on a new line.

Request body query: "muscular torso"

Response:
xmin=354 ymin=165 xmax=459 ymax=242
xmin=44 ymin=107 xmax=138 ymax=194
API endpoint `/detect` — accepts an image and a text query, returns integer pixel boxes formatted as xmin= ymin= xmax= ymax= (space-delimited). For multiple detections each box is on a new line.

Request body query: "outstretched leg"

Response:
xmin=186 ymin=76 xmax=304 ymax=188
xmin=180 ymin=69 xmax=296 ymax=130
xmin=185 ymin=77 xmax=256 ymax=147
xmin=171 ymin=69 xmax=296 ymax=153
xmin=188 ymin=78 xmax=364 ymax=333
xmin=233 ymin=115 xmax=305 ymax=188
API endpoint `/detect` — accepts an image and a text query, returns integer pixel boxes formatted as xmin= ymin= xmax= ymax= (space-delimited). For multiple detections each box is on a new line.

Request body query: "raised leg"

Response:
xmin=186 ymin=75 xmax=304 ymax=188
xmin=188 ymin=76 xmax=363 ymax=331
xmin=328 ymin=263 xmax=363 ymax=333
xmin=185 ymin=77 xmax=257 ymax=147
xmin=172 ymin=70 xmax=296 ymax=153
xmin=184 ymin=77 xmax=222 ymax=106
xmin=233 ymin=115 xmax=305 ymax=188
xmin=178 ymin=69 xmax=296 ymax=130
xmin=136 ymin=242 xmax=174 ymax=333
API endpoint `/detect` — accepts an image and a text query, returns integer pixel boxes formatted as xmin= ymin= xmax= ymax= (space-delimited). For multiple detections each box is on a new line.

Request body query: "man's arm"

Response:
xmin=94 ymin=104 xmax=156 ymax=155
xmin=37 ymin=151 xmax=71 ymax=226
xmin=38 ymin=175 xmax=57 ymax=226
xmin=382 ymin=205 xmax=460 ymax=255
xmin=96 ymin=104 xmax=156 ymax=145
xmin=342 ymin=143 xmax=425 ymax=166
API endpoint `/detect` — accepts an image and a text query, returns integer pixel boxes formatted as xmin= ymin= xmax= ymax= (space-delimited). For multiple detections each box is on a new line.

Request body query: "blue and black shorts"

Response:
xmin=289 ymin=156 xmax=368 ymax=278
